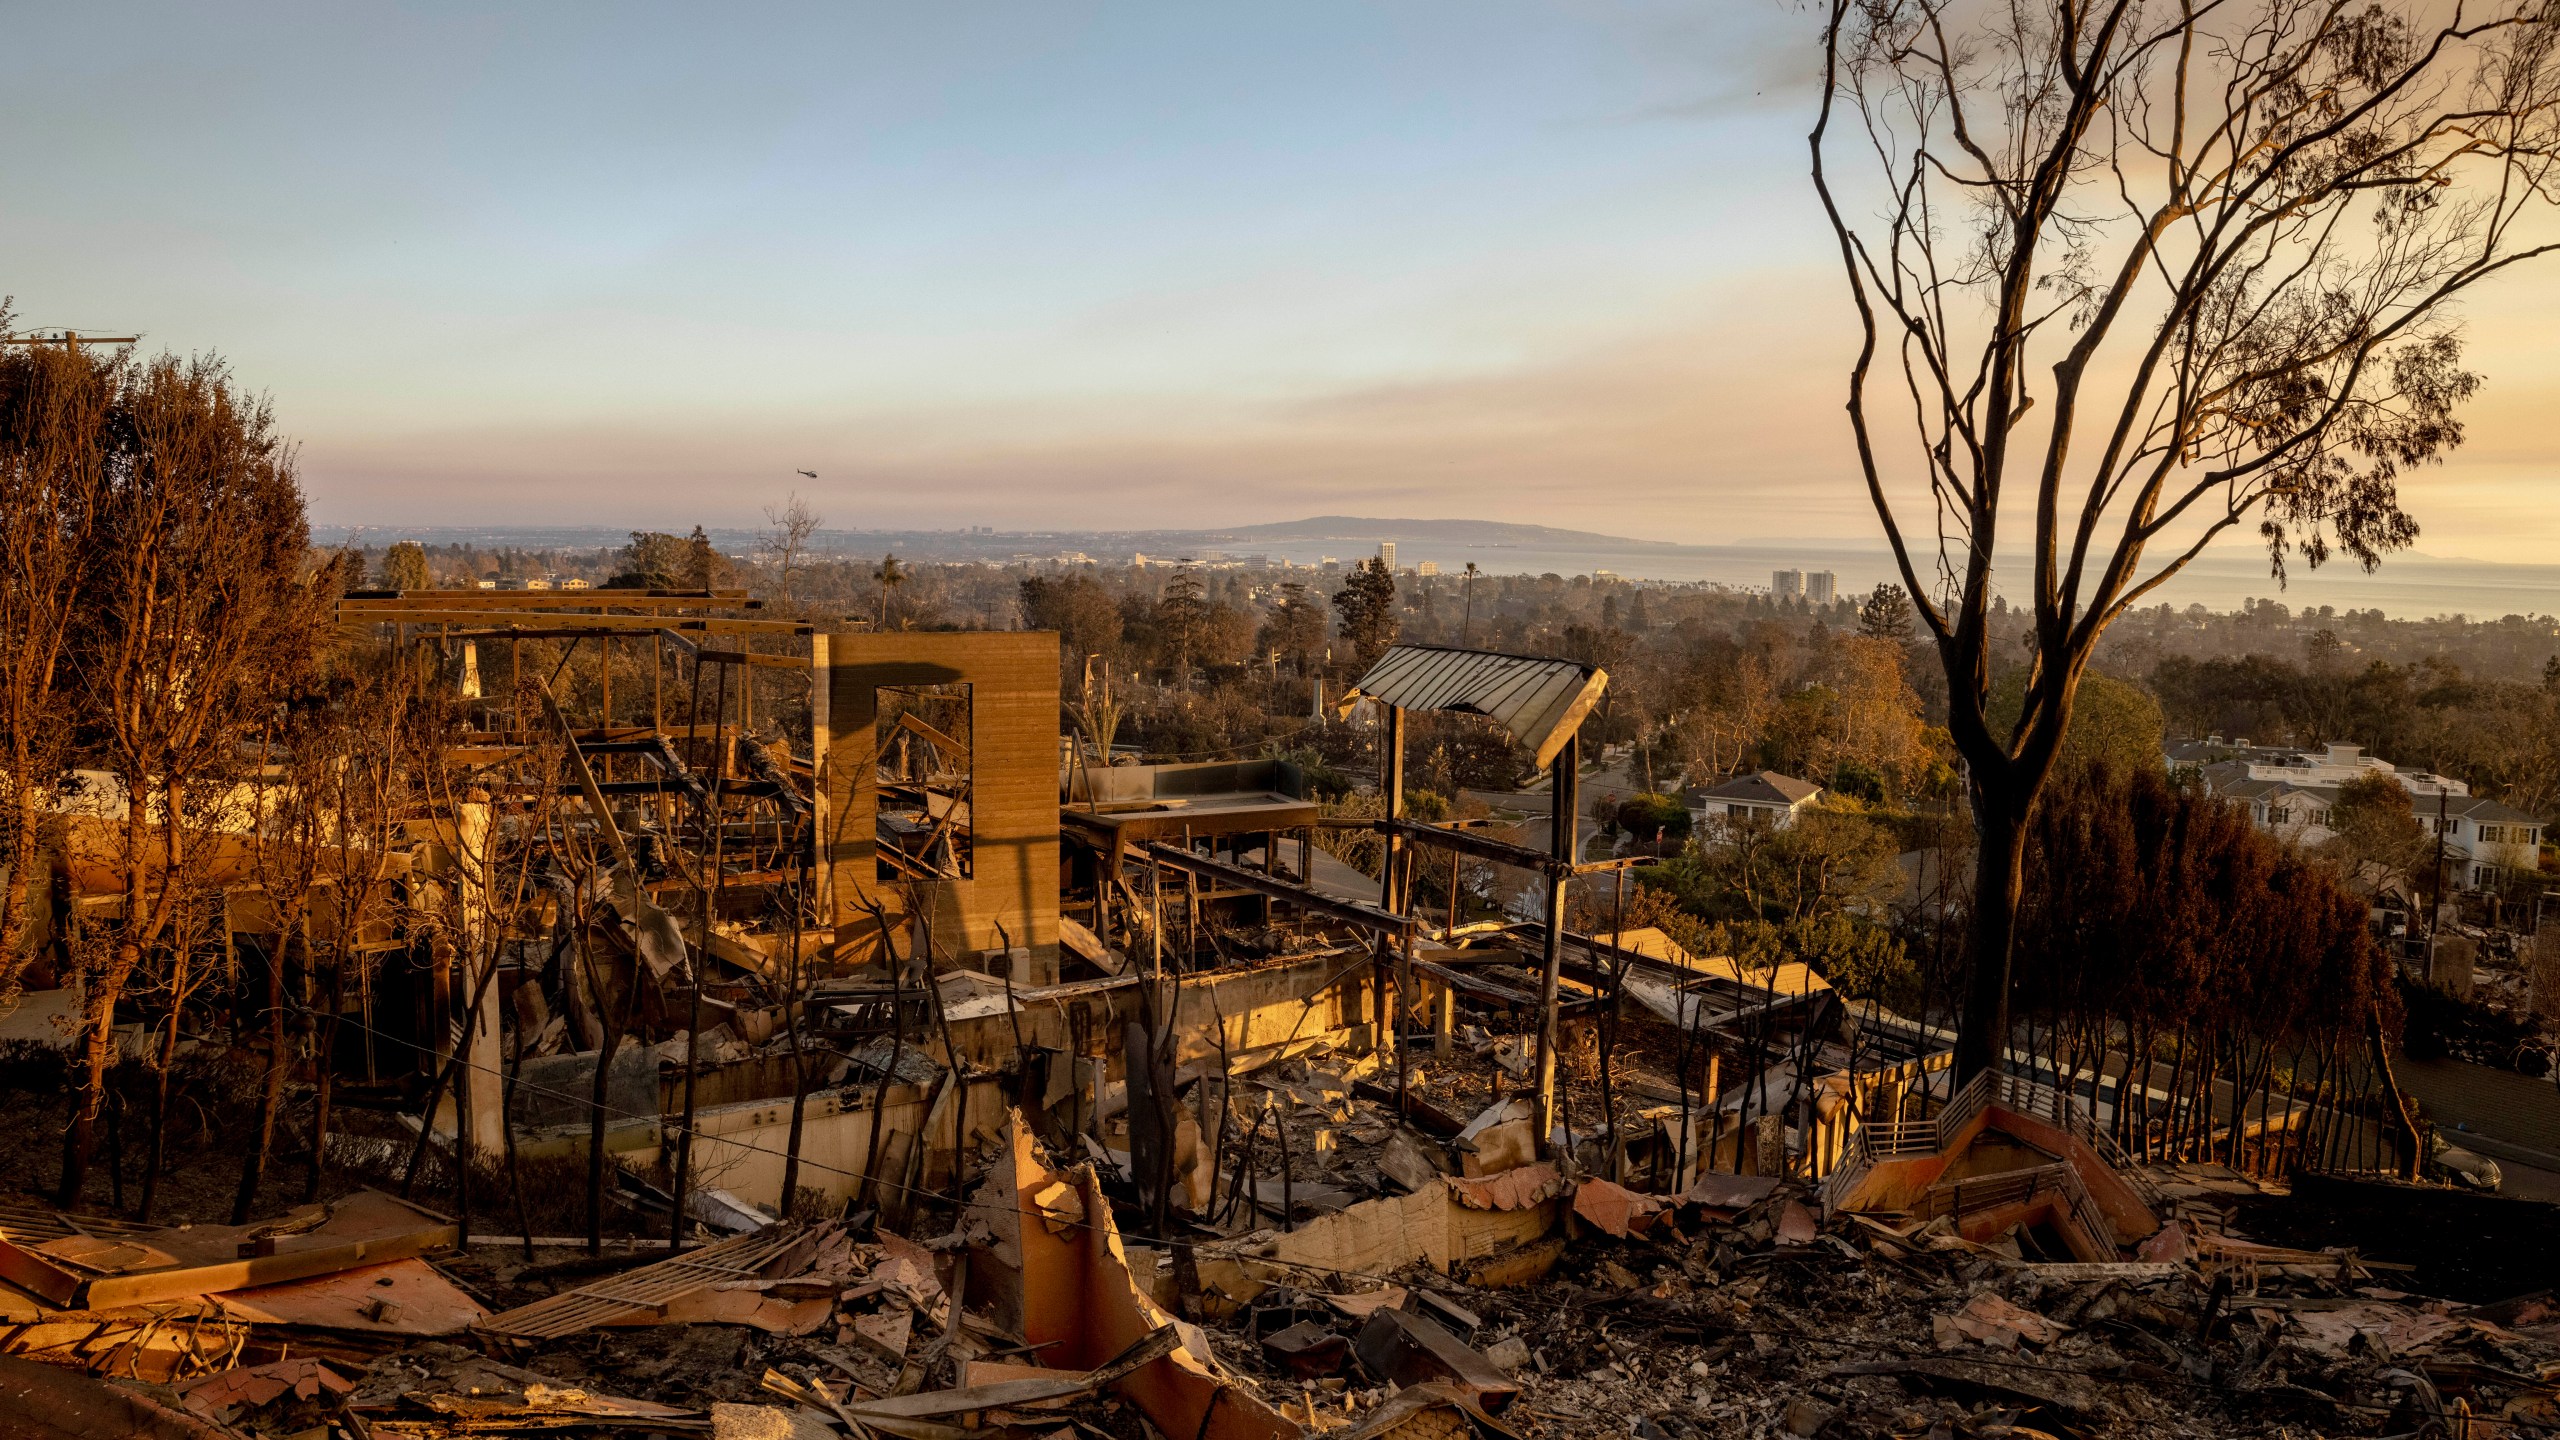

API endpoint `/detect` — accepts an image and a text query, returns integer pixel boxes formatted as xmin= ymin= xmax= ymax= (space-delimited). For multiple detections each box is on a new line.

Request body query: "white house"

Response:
xmin=2170 ymin=739 xmax=2545 ymax=891
xmin=1684 ymin=771 xmax=1824 ymax=834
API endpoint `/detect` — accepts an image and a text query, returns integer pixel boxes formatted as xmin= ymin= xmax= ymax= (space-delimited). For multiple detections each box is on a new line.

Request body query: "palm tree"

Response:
xmin=872 ymin=553 xmax=907 ymax=629
xmin=1069 ymin=656 xmax=1123 ymax=770
xmin=1460 ymin=562 xmax=1480 ymax=646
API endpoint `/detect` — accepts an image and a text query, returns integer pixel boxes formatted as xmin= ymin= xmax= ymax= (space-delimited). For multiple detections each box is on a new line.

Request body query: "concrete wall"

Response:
xmin=817 ymin=631 xmax=1062 ymax=969
xmin=930 ymin=951 xmax=1375 ymax=1077
xmin=632 ymin=1075 xmax=1014 ymax=1212
xmin=1067 ymin=758 xmax=1303 ymax=806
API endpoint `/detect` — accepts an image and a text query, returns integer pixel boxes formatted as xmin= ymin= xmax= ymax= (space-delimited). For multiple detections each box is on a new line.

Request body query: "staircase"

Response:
xmin=1821 ymin=1068 xmax=2166 ymax=1218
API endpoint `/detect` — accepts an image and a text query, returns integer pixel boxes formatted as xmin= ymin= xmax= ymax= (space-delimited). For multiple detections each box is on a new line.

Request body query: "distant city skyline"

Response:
xmin=6 ymin=3 xmax=2559 ymax=560
xmin=309 ymin=516 xmax=2560 ymax=620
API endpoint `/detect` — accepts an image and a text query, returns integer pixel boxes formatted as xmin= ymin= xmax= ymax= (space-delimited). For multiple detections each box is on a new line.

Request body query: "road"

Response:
xmin=2391 ymin=1053 xmax=2560 ymax=1201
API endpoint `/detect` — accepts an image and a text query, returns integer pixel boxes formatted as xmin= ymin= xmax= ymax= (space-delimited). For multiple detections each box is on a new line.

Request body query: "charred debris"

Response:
xmin=6 ymin=596 xmax=2559 ymax=1440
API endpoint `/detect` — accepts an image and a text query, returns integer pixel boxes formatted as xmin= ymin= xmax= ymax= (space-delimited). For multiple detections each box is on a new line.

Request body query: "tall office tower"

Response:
xmin=1378 ymin=541 xmax=1397 ymax=570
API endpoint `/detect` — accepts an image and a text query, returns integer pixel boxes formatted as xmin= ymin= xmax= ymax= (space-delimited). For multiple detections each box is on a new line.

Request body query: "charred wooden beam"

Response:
xmin=340 ymin=609 xmax=809 ymax=636
xmin=1139 ymin=842 xmax=1415 ymax=936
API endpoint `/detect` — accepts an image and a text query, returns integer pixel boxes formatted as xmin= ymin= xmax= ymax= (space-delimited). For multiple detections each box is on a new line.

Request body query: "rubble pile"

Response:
xmin=8 ymin=1100 xmax=2560 ymax=1439
xmin=1291 ymin=1185 xmax=2560 ymax=1440
xmin=9 ymin=627 xmax=2550 ymax=1439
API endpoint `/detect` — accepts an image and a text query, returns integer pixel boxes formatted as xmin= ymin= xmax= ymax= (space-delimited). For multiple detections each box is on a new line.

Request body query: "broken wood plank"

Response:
xmin=213 ymin=1258 xmax=486 ymax=1336
xmin=1353 ymin=1307 xmax=1520 ymax=1414
xmin=1141 ymin=844 xmax=1415 ymax=935
xmin=1827 ymin=1354 xmax=2107 ymax=1415
xmin=0 ymin=1350 xmax=237 ymax=1440
xmin=0 ymin=1191 xmax=457 ymax=1310
xmin=837 ymin=1324 xmax=1182 ymax=1421
xmin=2012 ymin=1261 xmax=2185 ymax=1283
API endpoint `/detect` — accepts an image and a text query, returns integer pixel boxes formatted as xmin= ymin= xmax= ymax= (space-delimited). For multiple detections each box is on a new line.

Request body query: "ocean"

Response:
xmin=1231 ymin=538 xmax=2560 ymax=621
xmin=314 ymin=522 xmax=2559 ymax=621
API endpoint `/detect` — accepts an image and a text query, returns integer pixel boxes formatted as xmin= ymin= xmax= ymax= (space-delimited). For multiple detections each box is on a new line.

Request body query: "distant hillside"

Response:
xmin=1187 ymin=515 xmax=1674 ymax=548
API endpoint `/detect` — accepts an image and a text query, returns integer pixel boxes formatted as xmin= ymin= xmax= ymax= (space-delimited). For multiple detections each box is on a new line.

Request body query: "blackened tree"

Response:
xmin=1812 ymin=0 xmax=2560 ymax=1079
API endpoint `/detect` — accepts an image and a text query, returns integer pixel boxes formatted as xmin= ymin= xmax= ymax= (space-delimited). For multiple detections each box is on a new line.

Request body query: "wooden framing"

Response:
xmin=340 ymin=588 xmax=758 ymax=609
xmin=337 ymin=609 xmax=810 ymax=636
xmin=1141 ymin=843 xmax=1414 ymax=936
xmin=815 ymin=631 xmax=1061 ymax=972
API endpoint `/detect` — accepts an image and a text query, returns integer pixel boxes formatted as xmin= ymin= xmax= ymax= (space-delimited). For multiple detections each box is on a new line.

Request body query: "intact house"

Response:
xmin=1684 ymin=770 xmax=1824 ymax=836
xmin=2168 ymin=739 xmax=2545 ymax=892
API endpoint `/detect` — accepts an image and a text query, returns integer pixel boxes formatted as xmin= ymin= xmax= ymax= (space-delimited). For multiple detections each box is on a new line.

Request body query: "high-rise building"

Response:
xmin=1415 ymin=560 xmax=1439 ymax=577
xmin=1772 ymin=569 xmax=1805 ymax=601
xmin=1378 ymin=541 xmax=1397 ymax=570
xmin=1807 ymin=571 xmax=1837 ymax=605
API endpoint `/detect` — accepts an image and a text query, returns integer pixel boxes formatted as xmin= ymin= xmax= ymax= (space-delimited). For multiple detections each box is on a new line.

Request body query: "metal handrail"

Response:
xmin=1992 ymin=1072 xmax=2166 ymax=1210
xmin=1862 ymin=1116 xmax=1942 ymax=1156
xmin=1920 ymin=1161 xmax=2122 ymax=1256
xmin=1821 ymin=1070 xmax=1988 ymax=1216
xmin=1818 ymin=1150 xmax=1870 ymax=1214
xmin=1932 ymin=1070 xmax=1995 ymax=1147
xmin=1824 ymin=1064 xmax=2168 ymax=1222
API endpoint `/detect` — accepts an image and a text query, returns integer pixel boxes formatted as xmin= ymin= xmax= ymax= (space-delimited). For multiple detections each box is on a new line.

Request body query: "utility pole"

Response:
xmin=2430 ymin=782 xmax=2452 ymax=982
xmin=0 ymin=329 xmax=141 ymax=348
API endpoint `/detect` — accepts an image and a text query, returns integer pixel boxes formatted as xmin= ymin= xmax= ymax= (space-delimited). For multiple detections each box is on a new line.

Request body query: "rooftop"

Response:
xmin=1690 ymin=770 xmax=1824 ymax=807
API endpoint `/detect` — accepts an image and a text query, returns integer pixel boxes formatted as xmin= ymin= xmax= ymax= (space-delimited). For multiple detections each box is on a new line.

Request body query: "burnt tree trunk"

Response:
xmin=585 ymin=956 xmax=641 ymax=1256
xmin=307 ymin=956 xmax=344 ymax=1202
xmin=1955 ymin=796 xmax=2029 ymax=1084
xmin=139 ymin=1004 xmax=184 ymax=1223
xmin=234 ymin=936 xmax=291 ymax=1222
xmin=59 ymin=939 xmax=140 ymax=1209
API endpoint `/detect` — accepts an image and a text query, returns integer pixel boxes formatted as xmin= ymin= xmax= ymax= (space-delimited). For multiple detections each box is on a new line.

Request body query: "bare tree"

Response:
xmin=238 ymin=703 xmax=327 ymax=1223
xmin=762 ymin=492 xmax=824 ymax=604
xmin=230 ymin=638 xmax=446 ymax=1218
xmin=301 ymin=645 xmax=442 ymax=1203
xmin=1811 ymin=0 xmax=2560 ymax=1079
xmin=0 ymin=328 xmax=112 ymax=999
xmin=60 ymin=354 xmax=327 ymax=1206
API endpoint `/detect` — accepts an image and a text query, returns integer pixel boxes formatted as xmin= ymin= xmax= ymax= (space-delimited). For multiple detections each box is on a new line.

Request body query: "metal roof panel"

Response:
xmin=1340 ymin=644 xmax=1608 ymax=769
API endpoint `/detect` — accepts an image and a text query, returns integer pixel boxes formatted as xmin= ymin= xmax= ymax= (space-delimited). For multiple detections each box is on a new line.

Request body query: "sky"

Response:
xmin=4 ymin=1 xmax=2558 ymax=560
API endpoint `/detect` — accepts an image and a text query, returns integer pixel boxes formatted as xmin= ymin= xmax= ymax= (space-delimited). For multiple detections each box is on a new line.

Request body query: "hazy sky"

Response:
xmin=5 ymin=2 xmax=2558 ymax=558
